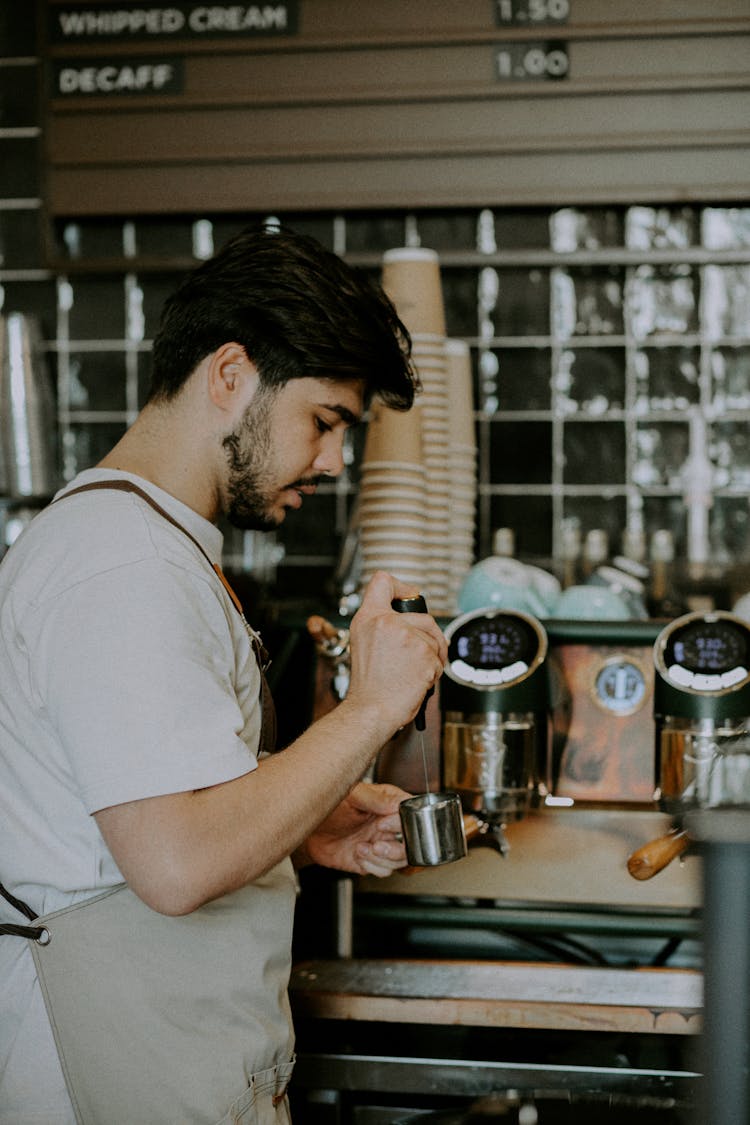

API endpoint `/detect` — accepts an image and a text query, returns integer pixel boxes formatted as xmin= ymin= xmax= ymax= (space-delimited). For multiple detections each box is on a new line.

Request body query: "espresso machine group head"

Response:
xmin=628 ymin=610 xmax=750 ymax=880
xmin=440 ymin=607 xmax=550 ymax=854
xmin=654 ymin=609 xmax=750 ymax=819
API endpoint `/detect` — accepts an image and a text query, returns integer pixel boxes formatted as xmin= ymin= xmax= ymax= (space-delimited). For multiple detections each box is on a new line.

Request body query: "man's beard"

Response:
xmin=221 ymin=386 xmax=323 ymax=531
xmin=222 ymin=388 xmax=280 ymax=531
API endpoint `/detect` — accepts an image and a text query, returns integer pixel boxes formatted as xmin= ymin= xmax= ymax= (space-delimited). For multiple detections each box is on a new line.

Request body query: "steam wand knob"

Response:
xmin=390 ymin=595 xmax=434 ymax=730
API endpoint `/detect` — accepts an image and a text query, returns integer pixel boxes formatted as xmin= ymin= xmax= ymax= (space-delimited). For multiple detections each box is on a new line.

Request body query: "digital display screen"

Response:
xmin=448 ymin=614 xmax=539 ymax=671
xmin=665 ymin=619 xmax=749 ymax=675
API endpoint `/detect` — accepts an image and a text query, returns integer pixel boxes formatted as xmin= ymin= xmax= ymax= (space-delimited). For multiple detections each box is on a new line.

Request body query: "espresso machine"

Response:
xmin=654 ymin=609 xmax=750 ymax=816
xmin=440 ymin=607 xmax=550 ymax=854
xmin=628 ymin=610 xmax=750 ymax=879
xmin=650 ymin=612 xmax=750 ymax=1125
xmin=294 ymin=609 xmax=703 ymax=1120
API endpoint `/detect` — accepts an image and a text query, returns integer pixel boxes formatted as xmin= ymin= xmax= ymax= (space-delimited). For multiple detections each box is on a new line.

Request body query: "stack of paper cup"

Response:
xmin=445 ymin=338 xmax=478 ymax=612
xmin=357 ymin=248 xmax=478 ymax=616
xmin=359 ymin=401 xmax=426 ymax=589
xmin=381 ymin=247 xmax=446 ymax=337
xmin=411 ymin=332 xmax=453 ymax=614
xmin=379 ymin=248 xmax=450 ymax=612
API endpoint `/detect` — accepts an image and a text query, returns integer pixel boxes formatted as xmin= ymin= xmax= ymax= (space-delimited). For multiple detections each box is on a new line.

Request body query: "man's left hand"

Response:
xmin=295 ymin=781 xmax=409 ymax=877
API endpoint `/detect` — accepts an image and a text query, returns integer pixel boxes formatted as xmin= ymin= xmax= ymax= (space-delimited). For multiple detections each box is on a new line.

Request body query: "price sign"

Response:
xmin=53 ymin=57 xmax=184 ymax=96
xmin=49 ymin=2 xmax=299 ymax=43
xmin=495 ymin=41 xmax=569 ymax=81
xmin=495 ymin=0 xmax=571 ymax=25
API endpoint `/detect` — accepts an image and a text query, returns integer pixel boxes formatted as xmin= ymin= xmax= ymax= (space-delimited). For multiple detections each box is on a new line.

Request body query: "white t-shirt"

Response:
xmin=0 ymin=470 xmax=263 ymax=1122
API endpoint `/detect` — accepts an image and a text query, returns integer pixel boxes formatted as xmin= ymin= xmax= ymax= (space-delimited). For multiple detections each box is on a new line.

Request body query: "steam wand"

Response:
xmin=390 ymin=596 xmax=503 ymax=855
xmin=391 ymin=595 xmax=435 ymax=793
xmin=390 ymin=595 xmax=434 ymax=731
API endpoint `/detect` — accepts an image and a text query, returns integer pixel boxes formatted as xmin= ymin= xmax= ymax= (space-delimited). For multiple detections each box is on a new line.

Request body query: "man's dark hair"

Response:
xmin=148 ymin=223 xmax=417 ymax=409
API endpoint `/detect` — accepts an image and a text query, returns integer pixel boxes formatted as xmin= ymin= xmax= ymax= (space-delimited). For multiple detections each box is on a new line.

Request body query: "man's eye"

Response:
xmin=315 ymin=417 xmax=333 ymax=434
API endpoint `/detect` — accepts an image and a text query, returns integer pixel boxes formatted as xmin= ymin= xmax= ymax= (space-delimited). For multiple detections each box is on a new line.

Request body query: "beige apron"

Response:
xmin=30 ymin=875 xmax=296 ymax=1125
xmin=1 ymin=481 xmax=297 ymax=1124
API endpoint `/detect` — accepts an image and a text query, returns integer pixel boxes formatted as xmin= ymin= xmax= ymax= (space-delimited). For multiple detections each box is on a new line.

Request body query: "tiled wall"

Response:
xmin=2 ymin=22 xmax=749 ymax=607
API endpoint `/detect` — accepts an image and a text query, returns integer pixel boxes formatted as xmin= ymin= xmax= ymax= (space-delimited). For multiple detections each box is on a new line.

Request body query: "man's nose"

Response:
xmin=313 ymin=433 xmax=346 ymax=477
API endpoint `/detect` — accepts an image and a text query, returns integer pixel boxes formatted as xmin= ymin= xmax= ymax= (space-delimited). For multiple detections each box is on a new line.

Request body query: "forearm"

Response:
xmin=95 ymin=695 xmax=392 ymax=914
xmin=95 ymin=570 xmax=447 ymax=915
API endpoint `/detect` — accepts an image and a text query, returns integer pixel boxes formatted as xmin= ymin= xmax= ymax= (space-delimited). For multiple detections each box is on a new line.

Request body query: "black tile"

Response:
xmin=488 ymin=420 xmax=552 ymax=485
xmin=486 ymin=346 xmax=551 ymax=411
xmin=67 ymin=352 xmax=127 ymax=412
xmin=489 ymin=493 xmax=553 ymax=558
xmin=55 ymin=219 xmax=125 ymax=261
xmin=135 ymin=216 xmax=195 ymax=258
xmin=555 ymin=347 xmax=626 ymax=413
xmin=0 ymin=65 xmax=39 ymax=127
xmin=0 ymin=208 xmax=43 ymax=268
xmin=344 ymin=212 xmax=409 ymax=253
xmin=0 ymin=137 xmax=40 ymax=196
xmin=563 ymin=495 xmax=628 ymax=551
xmin=0 ymin=280 xmax=58 ymax=338
xmin=0 ymin=4 xmax=37 ymax=55
xmin=563 ymin=421 xmax=625 ymax=485
xmin=277 ymin=492 xmax=338 ymax=557
xmin=441 ymin=267 xmax=479 ymax=337
xmin=66 ymin=422 xmax=127 ymax=474
xmin=491 ymin=267 xmax=550 ymax=337
xmin=68 ymin=276 xmax=126 ymax=339
xmin=138 ymin=272 xmax=185 ymax=338
xmin=416 ymin=209 xmax=477 ymax=252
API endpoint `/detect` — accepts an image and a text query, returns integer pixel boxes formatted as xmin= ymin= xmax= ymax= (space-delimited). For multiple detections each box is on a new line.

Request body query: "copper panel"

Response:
xmin=550 ymin=643 xmax=656 ymax=804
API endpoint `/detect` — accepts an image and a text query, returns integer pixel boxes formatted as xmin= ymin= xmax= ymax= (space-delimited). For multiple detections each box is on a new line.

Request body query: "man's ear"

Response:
xmin=207 ymin=342 xmax=259 ymax=414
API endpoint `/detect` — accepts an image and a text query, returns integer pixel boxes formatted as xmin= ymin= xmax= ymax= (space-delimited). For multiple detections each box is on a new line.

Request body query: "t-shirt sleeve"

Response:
xmin=32 ymin=556 xmax=260 ymax=813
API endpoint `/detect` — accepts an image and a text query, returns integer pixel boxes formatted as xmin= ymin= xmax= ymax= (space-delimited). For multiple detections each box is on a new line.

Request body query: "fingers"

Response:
xmin=359 ymin=570 xmax=417 ymax=614
xmin=355 ymin=835 xmax=407 ymax=877
xmin=348 ymin=571 xmax=447 ymax=731
xmin=358 ymin=572 xmax=446 ymax=659
xmin=306 ymin=614 xmax=340 ymax=642
xmin=347 ymin=781 xmax=410 ymax=817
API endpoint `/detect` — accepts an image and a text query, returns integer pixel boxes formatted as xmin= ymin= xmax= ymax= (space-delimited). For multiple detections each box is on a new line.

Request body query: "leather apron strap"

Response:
xmin=0 ymin=881 xmax=48 ymax=941
xmin=2 ymin=475 xmax=278 ymax=919
xmin=54 ymin=478 xmax=278 ymax=755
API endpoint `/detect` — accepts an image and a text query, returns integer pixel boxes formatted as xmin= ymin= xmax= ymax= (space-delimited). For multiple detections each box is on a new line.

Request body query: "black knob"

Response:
xmin=391 ymin=595 xmax=428 ymax=615
xmin=391 ymin=594 xmax=432 ymax=730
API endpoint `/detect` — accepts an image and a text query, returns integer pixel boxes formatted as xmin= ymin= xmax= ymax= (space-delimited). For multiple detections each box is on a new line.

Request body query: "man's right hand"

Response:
xmin=344 ymin=571 xmax=447 ymax=738
xmin=94 ymin=571 xmax=447 ymax=916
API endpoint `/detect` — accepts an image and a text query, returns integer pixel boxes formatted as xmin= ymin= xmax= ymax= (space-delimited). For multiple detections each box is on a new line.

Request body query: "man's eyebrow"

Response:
xmin=319 ymin=402 xmax=362 ymax=426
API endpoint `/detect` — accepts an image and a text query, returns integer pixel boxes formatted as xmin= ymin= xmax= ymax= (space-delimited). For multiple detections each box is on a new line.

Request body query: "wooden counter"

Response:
xmin=290 ymin=958 xmax=702 ymax=1036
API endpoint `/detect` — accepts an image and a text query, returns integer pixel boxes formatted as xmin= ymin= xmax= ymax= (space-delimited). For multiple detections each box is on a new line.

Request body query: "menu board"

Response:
xmin=41 ymin=0 xmax=750 ymax=215
xmin=49 ymin=3 xmax=299 ymax=41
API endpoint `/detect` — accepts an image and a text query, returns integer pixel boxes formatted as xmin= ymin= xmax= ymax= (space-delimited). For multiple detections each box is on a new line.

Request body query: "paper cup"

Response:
xmin=445 ymin=338 xmax=476 ymax=448
xmin=362 ymin=402 xmax=423 ymax=466
xmin=382 ymin=248 xmax=447 ymax=337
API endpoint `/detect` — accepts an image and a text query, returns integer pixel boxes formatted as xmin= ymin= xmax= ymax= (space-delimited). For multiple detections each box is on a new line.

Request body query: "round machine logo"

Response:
xmin=593 ymin=657 xmax=647 ymax=716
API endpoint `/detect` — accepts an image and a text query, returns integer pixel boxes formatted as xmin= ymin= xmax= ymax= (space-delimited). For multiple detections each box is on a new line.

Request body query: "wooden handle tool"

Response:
xmin=306 ymin=614 xmax=342 ymax=643
xmin=626 ymin=827 xmax=691 ymax=881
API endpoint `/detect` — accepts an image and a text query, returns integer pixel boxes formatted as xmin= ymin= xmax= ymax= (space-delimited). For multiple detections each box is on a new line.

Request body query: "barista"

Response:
xmin=0 ymin=225 xmax=447 ymax=1124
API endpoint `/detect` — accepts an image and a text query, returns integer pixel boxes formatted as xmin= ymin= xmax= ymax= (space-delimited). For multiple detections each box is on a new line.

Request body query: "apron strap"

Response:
xmin=0 ymin=881 xmax=49 ymax=942
xmin=0 ymin=921 xmax=49 ymax=941
xmin=54 ymin=479 xmax=278 ymax=753
xmin=54 ymin=480 xmax=270 ymax=670
xmin=0 ymin=878 xmax=38 ymax=920
xmin=2 ymin=479 xmax=279 ymax=938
